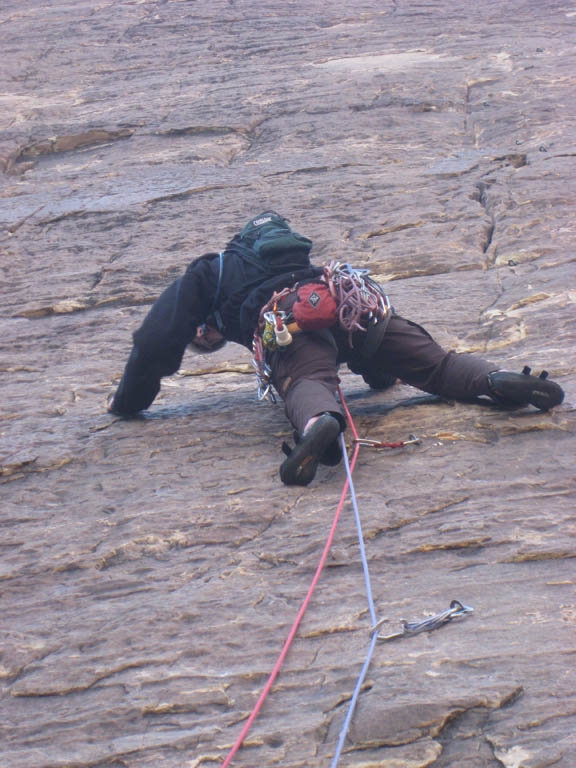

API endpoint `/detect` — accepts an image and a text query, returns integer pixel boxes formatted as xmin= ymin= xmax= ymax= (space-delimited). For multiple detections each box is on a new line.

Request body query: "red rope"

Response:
xmin=221 ymin=386 xmax=359 ymax=767
xmin=337 ymin=383 xmax=360 ymax=442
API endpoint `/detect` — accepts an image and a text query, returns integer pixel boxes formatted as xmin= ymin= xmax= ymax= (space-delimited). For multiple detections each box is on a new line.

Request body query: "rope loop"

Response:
xmin=323 ymin=262 xmax=390 ymax=344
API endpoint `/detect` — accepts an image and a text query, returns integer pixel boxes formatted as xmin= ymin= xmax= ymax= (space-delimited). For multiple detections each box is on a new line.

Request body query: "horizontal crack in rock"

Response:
xmin=505 ymin=550 xmax=576 ymax=563
xmin=5 ymin=128 xmax=134 ymax=173
xmin=154 ymin=125 xmax=247 ymax=138
xmin=178 ymin=364 xmax=253 ymax=376
xmin=11 ymin=658 xmax=170 ymax=697
xmin=361 ymin=221 xmax=423 ymax=238
xmin=14 ymin=294 xmax=155 ymax=318
xmin=347 ymin=687 xmax=524 ymax=749
xmin=406 ymin=537 xmax=492 ymax=554
xmin=0 ymin=457 xmax=72 ymax=484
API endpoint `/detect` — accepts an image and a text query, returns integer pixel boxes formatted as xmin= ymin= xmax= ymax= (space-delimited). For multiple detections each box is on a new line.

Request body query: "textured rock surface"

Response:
xmin=1 ymin=1 xmax=575 ymax=767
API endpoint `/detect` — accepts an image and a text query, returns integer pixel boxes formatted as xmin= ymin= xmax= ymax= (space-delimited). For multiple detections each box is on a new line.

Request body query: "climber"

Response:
xmin=108 ymin=212 xmax=565 ymax=487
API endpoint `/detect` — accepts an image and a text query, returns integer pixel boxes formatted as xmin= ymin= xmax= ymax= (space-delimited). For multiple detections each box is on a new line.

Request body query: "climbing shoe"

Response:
xmin=488 ymin=367 xmax=564 ymax=411
xmin=363 ymin=372 xmax=398 ymax=391
xmin=282 ymin=426 xmax=342 ymax=468
xmin=318 ymin=437 xmax=343 ymax=467
xmin=280 ymin=413 xmax=342 ymax=486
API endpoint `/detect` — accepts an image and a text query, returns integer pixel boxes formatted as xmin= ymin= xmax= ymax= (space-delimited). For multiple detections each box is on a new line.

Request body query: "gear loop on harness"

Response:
xmin=251 ymin=287 xmax=296 ymax=401
xmin=251 ymin=334 xmax=276 ymax=402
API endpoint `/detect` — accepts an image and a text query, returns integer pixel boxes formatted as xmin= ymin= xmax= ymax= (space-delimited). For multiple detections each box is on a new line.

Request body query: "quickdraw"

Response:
xmin=354 ymin=433 xmax=420 ymax=449
xmin=251 ymin=334 xmax=275 ymax=402
xmin=376 ymin=600 xmax=475 ymax=641
xmin=252 ymin=289 xmax=295 ymax=401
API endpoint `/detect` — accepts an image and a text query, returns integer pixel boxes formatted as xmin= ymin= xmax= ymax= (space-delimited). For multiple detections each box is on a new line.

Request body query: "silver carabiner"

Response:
xmin=377 ymin=600 xmax=474 ymax=641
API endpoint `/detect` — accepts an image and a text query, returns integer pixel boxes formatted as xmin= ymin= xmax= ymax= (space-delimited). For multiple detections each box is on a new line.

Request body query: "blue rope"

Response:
xmin=340 ymin=434 xmax=377 ymax=627
xmin=330 ymin=434 xmax=380 ymax=767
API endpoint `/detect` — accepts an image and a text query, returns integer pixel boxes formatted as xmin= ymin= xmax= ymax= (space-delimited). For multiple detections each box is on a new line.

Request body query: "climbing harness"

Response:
xmin=250 ymin=262 xmax=391 ymax=401
xmin=377 ymin=600 xmax=474 ymax=642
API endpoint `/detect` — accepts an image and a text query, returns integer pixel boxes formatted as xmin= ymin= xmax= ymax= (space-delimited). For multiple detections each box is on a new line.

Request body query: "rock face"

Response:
xmin=1 ymin=1 xmax=574 ymax=767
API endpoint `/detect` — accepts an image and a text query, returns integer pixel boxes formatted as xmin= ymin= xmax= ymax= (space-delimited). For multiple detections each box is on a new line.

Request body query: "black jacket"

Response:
xmin=111 ymin=246 xmax=322 ymax=415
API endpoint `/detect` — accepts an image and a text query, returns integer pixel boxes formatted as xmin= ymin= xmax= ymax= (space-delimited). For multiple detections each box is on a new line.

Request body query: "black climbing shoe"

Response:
xmin=488 ymin=367 xmax=564 ymax=411
xmin=363 ymin=372 xmax=398 ymax=391
xmin=280 ymin=414 xmax=342 ymax=486
xmin=283 ymin=427 xmax=342 ymax=468
xmin=318 ymin=437 xmax=343 ymax=467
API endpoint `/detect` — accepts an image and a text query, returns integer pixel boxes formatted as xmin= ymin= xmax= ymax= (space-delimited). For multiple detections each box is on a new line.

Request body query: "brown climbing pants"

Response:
xmin=269 ymin=313 xmax=496 ymax=435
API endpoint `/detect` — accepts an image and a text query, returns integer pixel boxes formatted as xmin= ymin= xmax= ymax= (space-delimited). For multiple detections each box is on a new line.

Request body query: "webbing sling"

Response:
xmin=208 ymin=251 xmax=225 ymax=333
